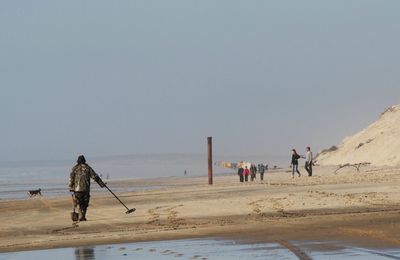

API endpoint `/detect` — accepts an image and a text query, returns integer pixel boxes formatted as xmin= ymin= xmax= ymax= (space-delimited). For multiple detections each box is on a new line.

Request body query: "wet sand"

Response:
xmin=1 ymin=165 xmax=400 ymax=253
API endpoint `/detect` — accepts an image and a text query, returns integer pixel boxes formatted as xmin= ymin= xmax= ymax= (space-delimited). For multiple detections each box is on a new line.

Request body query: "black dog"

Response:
xmin=28 ymin=188 xmax=42 ymax=197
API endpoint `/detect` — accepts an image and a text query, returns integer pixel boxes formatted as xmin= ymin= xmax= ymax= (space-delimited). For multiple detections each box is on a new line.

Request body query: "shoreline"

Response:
xmin=2 ymin=166 xmax=400 ymax=253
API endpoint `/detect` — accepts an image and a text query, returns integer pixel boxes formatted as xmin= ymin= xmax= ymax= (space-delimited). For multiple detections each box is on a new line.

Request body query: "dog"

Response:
xmin=28 ymin=188 xmax=42 ymax=197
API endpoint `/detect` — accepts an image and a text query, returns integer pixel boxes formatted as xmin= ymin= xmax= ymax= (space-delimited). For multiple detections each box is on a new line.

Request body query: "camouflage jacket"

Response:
xmin=69 ymin=163 xmax=102 ymax=192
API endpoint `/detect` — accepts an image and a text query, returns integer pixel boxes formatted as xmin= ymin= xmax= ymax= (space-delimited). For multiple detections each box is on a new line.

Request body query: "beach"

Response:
xmin=1 ymin=165 xmax=400 ymax=253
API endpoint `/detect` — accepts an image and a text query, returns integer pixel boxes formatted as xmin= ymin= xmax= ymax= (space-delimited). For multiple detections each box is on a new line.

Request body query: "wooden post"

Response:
xmin=207 ymin=136 xmax=213 ymax=185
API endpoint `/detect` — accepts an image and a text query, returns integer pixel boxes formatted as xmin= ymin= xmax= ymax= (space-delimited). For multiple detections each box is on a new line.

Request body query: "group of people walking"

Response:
xmin=237 ymin=163 xmax=267 ymax=182
xmin=236 ymin=146 xmax=314 ymax=182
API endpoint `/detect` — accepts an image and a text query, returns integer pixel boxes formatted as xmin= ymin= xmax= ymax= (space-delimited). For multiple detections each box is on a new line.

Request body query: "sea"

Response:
xmin=0 ymin=154 xmax=286 ymax=200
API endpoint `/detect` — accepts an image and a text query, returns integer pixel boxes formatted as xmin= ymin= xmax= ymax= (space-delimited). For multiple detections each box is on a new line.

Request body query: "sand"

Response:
xmin=2 ymin=165 xmax=400 ymax=253
xmin=317 ymin=104 xmax=400 ymax=166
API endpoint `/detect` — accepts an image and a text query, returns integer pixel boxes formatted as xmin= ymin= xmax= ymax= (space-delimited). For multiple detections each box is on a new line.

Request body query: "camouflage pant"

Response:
xmin=73 ymin=191 xmax=90 ymax=212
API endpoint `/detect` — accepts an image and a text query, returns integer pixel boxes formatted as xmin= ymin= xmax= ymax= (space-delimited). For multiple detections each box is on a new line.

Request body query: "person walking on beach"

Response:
xmin=258 ymin=163 xmax=265 ymax=181
xmin=69 ymin=155 xmax=105 ymax=221
xmin=250 ymin=164 xmax=257 ymax=182
xmin=244 ymin=166 xmax=250 ymax=182
xmin=291 ymin=149 xmax=301 ymax=178
xmin=238 ymin=166 xmax=244 ymax=182
xmin=305 ymin=146 xmax=313 ymax=177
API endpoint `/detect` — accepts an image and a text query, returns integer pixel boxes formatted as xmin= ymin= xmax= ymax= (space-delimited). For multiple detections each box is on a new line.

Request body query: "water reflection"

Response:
xmin=2 ymin=239 xmax=400 ymax=260
xmin=74 ymin=247 xmax=95 ymax=260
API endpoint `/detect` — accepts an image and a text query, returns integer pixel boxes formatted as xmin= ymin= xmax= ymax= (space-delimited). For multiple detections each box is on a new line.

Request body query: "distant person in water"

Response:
xmin=250 ymin=164 xmax=257 ymax=181
xmin=238 ymin=166 xmax=244 ymax=182
xmin=305 ymin=147 xmax=313 ymax=177
xmin=244 ymin=166 xmax=250 ymax=182
xmin=184 ymin=169 xmax=187 ymax=176
xmin=291 ymin=149 xmax=301 ymax=178
xmin=258 ymin=163 xmax=265 ymax=181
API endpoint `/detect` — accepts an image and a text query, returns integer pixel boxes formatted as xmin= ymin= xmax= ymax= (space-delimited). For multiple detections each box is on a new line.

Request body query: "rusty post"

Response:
xmin=207 ymin=136 xmax=213 ymax=185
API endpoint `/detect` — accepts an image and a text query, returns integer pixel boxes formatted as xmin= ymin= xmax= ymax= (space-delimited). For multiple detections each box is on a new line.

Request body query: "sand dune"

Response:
xmin=317 ymin=105 xmax=400 ymax=166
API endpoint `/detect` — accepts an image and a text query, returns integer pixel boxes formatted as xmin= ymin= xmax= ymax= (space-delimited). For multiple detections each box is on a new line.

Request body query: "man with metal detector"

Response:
xmin=69 ymin=155 xmax=105 ymax=221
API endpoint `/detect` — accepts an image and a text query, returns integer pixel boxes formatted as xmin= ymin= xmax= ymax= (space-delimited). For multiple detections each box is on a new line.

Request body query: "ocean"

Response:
xmin=0 ymin=154 xmax=285 ymax=200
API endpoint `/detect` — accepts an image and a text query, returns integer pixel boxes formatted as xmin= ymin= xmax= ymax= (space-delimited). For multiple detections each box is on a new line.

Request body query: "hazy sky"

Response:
xmin=1 ymin=1 xmax=399 ymax=162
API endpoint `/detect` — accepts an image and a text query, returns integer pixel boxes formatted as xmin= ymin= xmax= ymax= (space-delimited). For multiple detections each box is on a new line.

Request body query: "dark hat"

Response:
xmin=77 ymin=155 xmax=86 ymax=164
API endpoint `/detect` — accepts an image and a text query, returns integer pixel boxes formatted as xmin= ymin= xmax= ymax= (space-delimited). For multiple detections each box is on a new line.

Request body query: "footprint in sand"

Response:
xmin=147 ymin=208 xmax=161 ymax=224
xmin=269 ymin=198 xmax=284 ymax=212
xmin=248 ymin=200 xmax=265 ymax=216
xmin=165 ymin=207 xmax=185 ymax=227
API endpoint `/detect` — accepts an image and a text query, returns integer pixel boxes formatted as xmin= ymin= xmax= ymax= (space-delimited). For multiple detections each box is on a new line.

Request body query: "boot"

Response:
xmin=79 ymin=207 xmax=87 ymax=221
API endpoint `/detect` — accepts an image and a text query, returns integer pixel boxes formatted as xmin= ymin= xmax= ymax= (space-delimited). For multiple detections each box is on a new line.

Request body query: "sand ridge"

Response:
xmin=317 ymin=104 xmax=400 ymax=166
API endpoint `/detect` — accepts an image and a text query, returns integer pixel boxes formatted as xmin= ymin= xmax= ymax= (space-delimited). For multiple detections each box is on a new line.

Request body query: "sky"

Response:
xmin=1 ymin=0 xmax=400 ymax=162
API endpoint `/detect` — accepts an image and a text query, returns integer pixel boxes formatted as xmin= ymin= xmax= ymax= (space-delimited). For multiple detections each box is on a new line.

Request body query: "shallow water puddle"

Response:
xmin=1 ymin=239 xmax=400 ymax=259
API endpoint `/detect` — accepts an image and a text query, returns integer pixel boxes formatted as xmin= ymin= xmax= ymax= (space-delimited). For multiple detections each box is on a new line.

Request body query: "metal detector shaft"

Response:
xmin=103 ymin=184 xmax=131 ymax=211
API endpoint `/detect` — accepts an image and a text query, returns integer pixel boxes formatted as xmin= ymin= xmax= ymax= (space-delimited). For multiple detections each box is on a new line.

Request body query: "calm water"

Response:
xmin=0 ymin=154 xmax=210 ymax=182
xmin=0 ymin=155 xmax=286 ymax=200
xmin=1 ymin=238 xmax=400 ymax=260
xmin=0 ymin=154 xmax=285 ymax=200
xmin=0 ymin=154 xmax=209 ymax=200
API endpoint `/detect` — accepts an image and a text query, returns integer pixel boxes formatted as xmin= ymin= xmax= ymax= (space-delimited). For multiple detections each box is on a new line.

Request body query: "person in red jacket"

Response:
xmin=244 ymin=166 xmax=250 ymax=182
